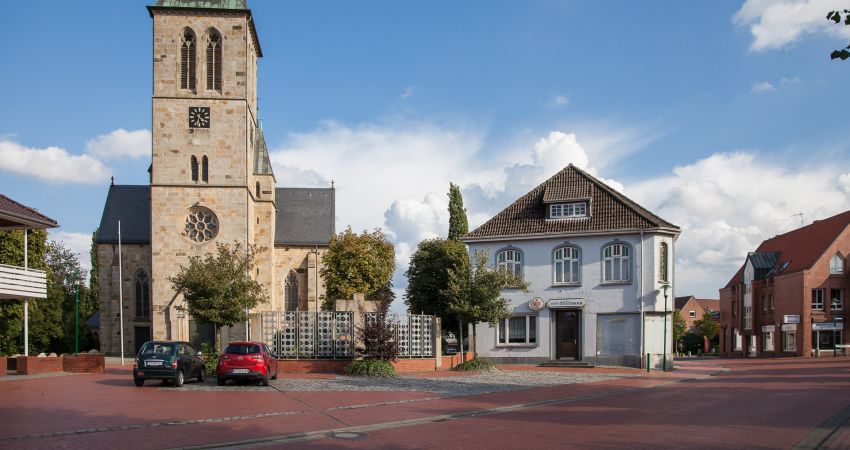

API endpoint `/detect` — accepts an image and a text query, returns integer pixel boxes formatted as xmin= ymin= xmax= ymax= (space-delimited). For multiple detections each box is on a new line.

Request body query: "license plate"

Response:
xmin=231 ymin=368 xmax=249 ymax=374
xmin=146 ymin=361 xmax=163 ymax=367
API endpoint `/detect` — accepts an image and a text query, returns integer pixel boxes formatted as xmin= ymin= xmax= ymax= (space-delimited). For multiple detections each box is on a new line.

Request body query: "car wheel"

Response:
xmin=262 ymin=372 xmax=270 ymax=386
xmin=217 ymin=377 xmax=226 ymax=386
xmin=134 ymin=377 xmax=144 ymax=387
xmin=271 ymin=370 xmax=277 ymax=380
xmin=198 ymin=366 xmax=205 ymax=382
xmin=174 ymin=369 xmax=184 ymax=387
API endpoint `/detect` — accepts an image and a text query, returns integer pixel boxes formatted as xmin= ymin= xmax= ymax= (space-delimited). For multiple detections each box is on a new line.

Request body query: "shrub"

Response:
xmin=344 ymin=358 xmax=395 ymax=377
xmin=452 ymin=358 xmax=497 ymax=372
xmin=355 ymin=298 xmax=399 ymax=361
xmin=200 ymin=342 xmax=220 ymax=376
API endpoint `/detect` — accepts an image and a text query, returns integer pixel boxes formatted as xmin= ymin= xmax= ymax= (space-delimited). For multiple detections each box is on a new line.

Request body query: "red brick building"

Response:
xmin=720 ymin=210 xmax=850 ymax=358
xmin=675 ymin=296 xmax=719 ymax=332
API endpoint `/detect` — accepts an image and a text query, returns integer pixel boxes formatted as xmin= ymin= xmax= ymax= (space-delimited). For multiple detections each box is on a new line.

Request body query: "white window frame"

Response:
xmin=812 ymin=289 xmax=824 ymax=311
xmin=734 ymin=328 xmax=742 ymax=351
xmin=830 ymin=253 xmax=844 ymax=275
xmin=549 ymin=202 xmax=587 ymax=219
xmin=831 ymin=288 xmax=843 ymax=311
xmin=602 ymin=243 xmax=630 ymax=283
xmin=496 ymin=315 xmax=537 ymax=347
xmin=553 ymin=246 xmax=581 ymax=285
xmin=496 ymin=249 xmax=523 ymax=279
xmin=763 ymin=331 xmax=774 ymax=351
xmin=769 ymin=294 xmax=775 ymax=310
xmin=689 ymin=310 xmax=696 ymax=318
xmin=783 ymin=331 xmax=797 ymax=352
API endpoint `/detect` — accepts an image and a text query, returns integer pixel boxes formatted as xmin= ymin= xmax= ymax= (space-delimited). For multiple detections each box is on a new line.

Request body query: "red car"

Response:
xmin=216 ymin=341 xmax=278 ymax=386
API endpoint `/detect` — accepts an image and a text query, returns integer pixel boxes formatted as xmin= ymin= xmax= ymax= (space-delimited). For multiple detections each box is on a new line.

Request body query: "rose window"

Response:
xmin=184 ymin=207 xmax=219 ymax=243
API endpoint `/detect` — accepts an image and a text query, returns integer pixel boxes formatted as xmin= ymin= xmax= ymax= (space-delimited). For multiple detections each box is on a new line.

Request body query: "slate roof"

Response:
xmin=464 ymin=164 xmax=679 ymax=241
xmin=95 ymin=185 xmax=334 ymax=246
xmin=0 ymin=194 xmax=59 ymax=229
xmin=95 ymin=186 xmax=152 ymax=244
xmin=275 ymin=188 xmax=335 ymax=246
xmin=724 ymin=209 xmax=850 ymax=287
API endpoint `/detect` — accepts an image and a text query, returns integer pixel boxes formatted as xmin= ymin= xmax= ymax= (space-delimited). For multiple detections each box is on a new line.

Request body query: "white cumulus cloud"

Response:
xmin=0 ymin=140 xmax=111 ymax=184
xmin=85 ymin=128 xmax=151 ymax=159
xmin=550 ymin=94 xmax=570 ymax=107
xmin=752 ymin=81 xmax=776 ymax=93
xmin=734 ymin=0 xmax=850 ymax=52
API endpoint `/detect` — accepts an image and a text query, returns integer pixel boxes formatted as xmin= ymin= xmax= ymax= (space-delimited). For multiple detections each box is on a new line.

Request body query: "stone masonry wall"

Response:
xmin=98 ymin=243 xmax=152 ymax=356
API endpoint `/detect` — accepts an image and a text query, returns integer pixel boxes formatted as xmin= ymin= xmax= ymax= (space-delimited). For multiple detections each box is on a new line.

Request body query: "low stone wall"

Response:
xmin=16 ymin=356 xmax=63 ymax=375
xmin=0 ymin=356 xmax=6 ymax=377
xmin=62 ymin=353 xmax=105 ymax=373
xmin=276 ymin=353 xmax=476 ymax=374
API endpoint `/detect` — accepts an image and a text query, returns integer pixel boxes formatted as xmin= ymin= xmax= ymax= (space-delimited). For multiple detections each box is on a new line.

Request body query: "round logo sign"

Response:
xmin=528 ymin=297 xmax=545 ymax=311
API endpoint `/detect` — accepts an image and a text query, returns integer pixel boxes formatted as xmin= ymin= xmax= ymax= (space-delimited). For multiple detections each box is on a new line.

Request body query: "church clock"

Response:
xmin=188 ymin=106 xmax=210 ymax=128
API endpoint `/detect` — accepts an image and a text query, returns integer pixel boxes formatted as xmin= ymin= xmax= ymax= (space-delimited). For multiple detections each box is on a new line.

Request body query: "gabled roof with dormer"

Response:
xmin=463 ymin=164 xmax=679 ymax=242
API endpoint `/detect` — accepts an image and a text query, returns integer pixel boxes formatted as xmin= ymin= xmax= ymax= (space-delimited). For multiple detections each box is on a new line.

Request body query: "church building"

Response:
xmin=96 ymin=0 xmax=335 ymax=356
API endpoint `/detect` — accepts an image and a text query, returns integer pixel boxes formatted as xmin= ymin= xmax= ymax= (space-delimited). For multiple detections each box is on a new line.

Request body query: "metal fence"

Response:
xmin=365 ymin=313 xmax=434 ymax=358
xmin=255 ymin=311 xmax=434 ymax=359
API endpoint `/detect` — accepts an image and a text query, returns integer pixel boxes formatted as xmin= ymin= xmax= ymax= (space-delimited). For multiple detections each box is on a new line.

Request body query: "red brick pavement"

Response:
xmin=1 ymin=359 xmax=848 ymax=449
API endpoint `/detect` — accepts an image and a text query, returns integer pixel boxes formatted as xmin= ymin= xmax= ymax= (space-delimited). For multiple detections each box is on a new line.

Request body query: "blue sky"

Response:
xmin=1 ymin=1 xmax=849 ymax=300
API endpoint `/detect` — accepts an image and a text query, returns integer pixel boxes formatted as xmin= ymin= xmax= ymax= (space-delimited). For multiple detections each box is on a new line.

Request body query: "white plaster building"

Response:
xmin=463 ymin=165 xmax=679 ymax=368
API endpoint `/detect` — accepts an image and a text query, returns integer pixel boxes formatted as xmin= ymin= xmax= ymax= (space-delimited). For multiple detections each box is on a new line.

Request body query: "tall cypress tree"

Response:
xmin=447 ymin=183 xmax=469 ymax=241
xmin=89 ymin=228 xmax=99 ymax=312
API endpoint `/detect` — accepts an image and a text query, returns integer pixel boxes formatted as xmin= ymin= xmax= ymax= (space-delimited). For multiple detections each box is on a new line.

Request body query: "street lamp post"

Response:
xmin=660 ymin=283 xmax=671 ymax=371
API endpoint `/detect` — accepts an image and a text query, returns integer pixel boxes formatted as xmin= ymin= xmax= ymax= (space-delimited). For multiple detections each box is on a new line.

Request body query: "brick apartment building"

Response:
xmin=675 ymin=295 xmax=719 ymax=332
xmin=720 ymin=210 xmax=850 ymax=358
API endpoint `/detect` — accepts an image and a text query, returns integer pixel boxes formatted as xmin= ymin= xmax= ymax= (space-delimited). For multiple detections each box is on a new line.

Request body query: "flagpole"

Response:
xmin=118 ymin=220 xmax=125 ymax=365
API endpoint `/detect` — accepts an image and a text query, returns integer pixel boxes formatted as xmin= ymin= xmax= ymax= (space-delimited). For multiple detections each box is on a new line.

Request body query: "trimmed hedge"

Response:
xmin=344 ymin=358 xmax=395 ymax=377
xmin=452 ymin=358 xmax=497 ymax=372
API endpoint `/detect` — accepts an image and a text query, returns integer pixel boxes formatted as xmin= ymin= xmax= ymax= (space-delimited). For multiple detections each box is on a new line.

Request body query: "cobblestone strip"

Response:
xmin=0 ymin=410 xmax=308 ymax=443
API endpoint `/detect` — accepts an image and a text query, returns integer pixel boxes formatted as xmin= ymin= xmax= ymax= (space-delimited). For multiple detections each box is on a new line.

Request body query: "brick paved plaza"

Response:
xmin=2 ymin=359 xmax=850 ymax=449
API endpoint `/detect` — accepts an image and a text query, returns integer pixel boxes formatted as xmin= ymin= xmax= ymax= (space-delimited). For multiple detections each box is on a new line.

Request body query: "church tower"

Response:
xmin=147 ymin=0 xmax=276 ymax=341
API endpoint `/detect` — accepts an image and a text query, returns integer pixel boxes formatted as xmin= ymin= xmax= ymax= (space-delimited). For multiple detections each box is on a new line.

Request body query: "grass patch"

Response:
xmin=452 ymin=358 xmax=497 ymax=372
xmin=344 ymin=358 xmax=396 ymax=377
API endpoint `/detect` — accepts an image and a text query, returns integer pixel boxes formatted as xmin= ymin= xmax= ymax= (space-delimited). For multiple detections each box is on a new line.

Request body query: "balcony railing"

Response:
xmin=0 ymin=263 xmax=47 ymax=299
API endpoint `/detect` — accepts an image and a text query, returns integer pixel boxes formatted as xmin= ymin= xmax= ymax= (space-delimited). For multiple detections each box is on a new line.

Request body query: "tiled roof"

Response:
xmin=695 ymin=299 xmax=720 ymax=312
xmin=152 ymin=0 xmax=247 ymax=9
xmin=275 ymin=188 xmax=335 ymax=246
xmin=674 ymin=295 xmax=695 ymax=310
xmin=96 ymin=186 xmax=152 ymax=244
xmin=0 ymin=194 xmax=59 ymax=229
xmin=724 ymin=209 xmax=850 ymax=287
xmin=464 ymin=164 xmax=678 ymax=241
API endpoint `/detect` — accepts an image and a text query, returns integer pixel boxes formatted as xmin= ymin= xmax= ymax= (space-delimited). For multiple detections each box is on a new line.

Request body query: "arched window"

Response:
xmin=180 ymin=28 xmax=197 ymax=91
xmin=602 ymin=243 xmax=630 ymax=283
xmin=201 ymin=155 xmax=209 ymax=182
xmin=190 ymin=156 xmax=199 ymax=182
xmin=206 ymin=28 xmax=222 ymax=91
xmin=553 ymin=246 xmax=580 ymax=285
xmin=831 ymin=253 xmax=845 ymax=275
xmin=256 ymin=181 xmax=261 ymax=198
xmin=659 ymin=242 xmax=669 ymax=282
xmin=496 ymin=249 xmax=522 ymax=278
xmin=134 ymin=270 xmax=151 ymax=319
xmin=285 ymin=271 xmax=298 ymax=311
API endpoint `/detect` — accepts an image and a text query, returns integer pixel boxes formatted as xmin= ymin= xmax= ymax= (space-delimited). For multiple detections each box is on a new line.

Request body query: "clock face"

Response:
xmin=188 ymin=107 xmax=210 ymax=128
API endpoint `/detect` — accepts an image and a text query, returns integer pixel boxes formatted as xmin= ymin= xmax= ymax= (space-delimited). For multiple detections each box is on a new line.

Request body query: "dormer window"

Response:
xmin=550 ymin=202 xmax=587 ymax=219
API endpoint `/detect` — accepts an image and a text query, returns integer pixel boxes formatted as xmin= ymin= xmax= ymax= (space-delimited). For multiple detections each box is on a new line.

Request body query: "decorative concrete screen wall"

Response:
xmin=256 ymin=311 xmax=435 ymax=359
xmin=365 ymin=313 xmax=434 ymax=358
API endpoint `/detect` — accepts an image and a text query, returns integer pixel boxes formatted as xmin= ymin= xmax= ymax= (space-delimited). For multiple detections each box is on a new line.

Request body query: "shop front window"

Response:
xmin=496 ymin=315 xmax=537 ymax=346
xmin=763 ymin=331 xmax=774 ymax=351
xmin=783 ymin=331 xmax=797 ymax=352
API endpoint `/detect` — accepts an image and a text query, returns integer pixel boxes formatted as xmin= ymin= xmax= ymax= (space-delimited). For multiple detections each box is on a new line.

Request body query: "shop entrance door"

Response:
xmin=555 ymin=310 xmax=579 ymax=359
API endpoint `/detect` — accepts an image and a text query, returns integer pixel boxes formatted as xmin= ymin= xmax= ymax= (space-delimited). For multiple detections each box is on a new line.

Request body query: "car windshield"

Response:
xmin=224 ymin=344 xmax=261 ymax=354
xmin=140 ymin=343 xmax=176 ymax=356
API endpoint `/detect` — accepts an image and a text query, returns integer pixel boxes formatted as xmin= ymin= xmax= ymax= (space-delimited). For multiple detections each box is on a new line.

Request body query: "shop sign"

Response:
xmin=783 ymin=315 xmax=800 ymax=324
xmin=761 ymin=325 xmax=775 ymax=332
xmin=528 ymin=297 xmax=545 ymax=311
xmin=781 ymin=324 xmax=797 ymax=331
xmin=547 ymin=298 xmax=585 ymax=308
xmin=812 ymin=322 xmax=844 ymax=331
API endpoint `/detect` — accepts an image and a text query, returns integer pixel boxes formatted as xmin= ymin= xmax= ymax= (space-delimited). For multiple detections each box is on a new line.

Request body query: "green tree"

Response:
xmin=404 ymin=238 xmax=467 ymax=333
xmin=448 ymin=183 xmax=469 ymax=241
xmin=694 ymin=310 xmax=719 ymax=352
xmin=89 ymin=228 xmax=99 ymax=313
xmin=827 ymin=9 xmax=850 ymax=60
xmin=444 ymin=251 xmax=527 ymax=354
xmin=168 ymin=242 xmax=269 ymax=350
xmin=672 ymin=310 xmax=687 ymax=355
xmin=320 ymin=227 xmax=395 ymax=310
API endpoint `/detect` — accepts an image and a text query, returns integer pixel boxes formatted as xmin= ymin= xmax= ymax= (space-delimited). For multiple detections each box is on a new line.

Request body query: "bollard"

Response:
xmin=646 ymin=353 xmax=650 ymax=372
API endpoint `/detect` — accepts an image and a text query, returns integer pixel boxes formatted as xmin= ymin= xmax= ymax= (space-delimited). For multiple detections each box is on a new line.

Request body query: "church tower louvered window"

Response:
xmin=206 ymin=29 xmax=222 ymax=91
xmin=180 ymin=28 xmax=197 ymax=91
xmin=191 ymin=156 xmax=199 ymax=182
xmin=201 ymin=155 xmax=209 ymax=182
